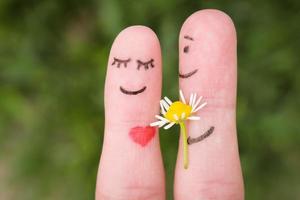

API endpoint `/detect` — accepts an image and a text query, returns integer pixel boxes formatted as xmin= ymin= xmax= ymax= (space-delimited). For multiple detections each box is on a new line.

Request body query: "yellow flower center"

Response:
xmin=164 ymin=101 xmax=192 ymax=123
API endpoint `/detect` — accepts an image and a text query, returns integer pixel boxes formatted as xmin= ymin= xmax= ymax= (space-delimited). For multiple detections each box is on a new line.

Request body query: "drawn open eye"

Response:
xmin=112 ymin=57 xmax=131 ymax=68
xmin=183 ymin=45 xmax=189 ymax=53
xmin=137 ymin=59 xmax=154 ymax=70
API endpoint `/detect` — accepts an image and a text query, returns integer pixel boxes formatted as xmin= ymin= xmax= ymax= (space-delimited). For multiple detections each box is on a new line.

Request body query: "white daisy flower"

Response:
xmin=150 ymin=90 xmax=207 ymax=169
xmin=150 ymin=90 xmax=207 ymax=130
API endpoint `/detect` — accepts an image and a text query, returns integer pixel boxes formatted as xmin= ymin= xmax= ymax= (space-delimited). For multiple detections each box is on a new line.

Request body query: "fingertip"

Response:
xmin=179 ymin=9 xmax=237 ymax=63
xmin=116 ymin=25 xmax=160 ymax=43
xmin=98 ymin=25 xmax=165 ymax=199
xmin=180 ymin=9 xmax=236 ymax=40
xmin=111 ymin=25 xmax=161 ymax=59
xmin=175 ymin=10 xmax=243 ymax=200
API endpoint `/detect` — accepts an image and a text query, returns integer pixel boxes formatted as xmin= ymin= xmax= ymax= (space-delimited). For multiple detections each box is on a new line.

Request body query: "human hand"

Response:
xmin=96 ymin=9 xmax=244 ymax=200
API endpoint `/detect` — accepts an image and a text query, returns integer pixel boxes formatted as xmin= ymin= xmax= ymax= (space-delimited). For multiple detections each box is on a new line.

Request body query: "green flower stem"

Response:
xmin=179 ymin=122 xmax=188 ymax=169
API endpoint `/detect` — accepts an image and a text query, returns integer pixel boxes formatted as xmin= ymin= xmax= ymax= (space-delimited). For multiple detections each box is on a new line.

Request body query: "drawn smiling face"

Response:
xmin=111 ymin=57 xmax=155 ymax=95
xmin=179 ymin=33 xmax=202 ymax=79
xmin=104 ymin=26 xmax=162 ymax=122
xmin=180 ymin=14 xmax=225 ymax=81
xmin=179 ymin=35 xmax=199 ymax=79
xmin=106 ymin=27 xmax=160 ymax=97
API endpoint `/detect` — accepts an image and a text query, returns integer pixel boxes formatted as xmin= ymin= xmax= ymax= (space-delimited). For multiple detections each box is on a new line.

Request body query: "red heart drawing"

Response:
xmin=129 ymin=126 xmax=156 ymax=147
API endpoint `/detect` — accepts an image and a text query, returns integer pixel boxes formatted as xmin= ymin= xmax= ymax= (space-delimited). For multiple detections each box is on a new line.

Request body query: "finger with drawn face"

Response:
xmin=96 ymin=26 xmax=165 ymax=200
xmin=174 ymin=10 xmax=244 ymax=199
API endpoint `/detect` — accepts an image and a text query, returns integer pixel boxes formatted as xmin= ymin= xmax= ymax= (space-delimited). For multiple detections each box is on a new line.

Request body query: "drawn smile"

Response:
xmin=120 ymin=86 xmax=147 ymax=95
xmin=179 ymin=69 xmax=198 ymax=79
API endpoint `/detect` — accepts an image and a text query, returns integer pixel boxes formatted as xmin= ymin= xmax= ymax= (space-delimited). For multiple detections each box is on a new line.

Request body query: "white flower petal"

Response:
xmin=179 ymin=90 xmax=186 ymax=104
xmin=164 ymin=122 xmax=176 ymax=129
xmin=155 ymin=115 xmax=169 ymax=122
xmin=192 ymin=93 xmax=197 ymax=107
xmin=151 ymin=120 xmax=168 ymax=128
xmin=158 ymin=121 xmax=168 ymax=127
xmin=189 ymin=93 xmax=194 ymax=106
xmin=161 ymin=99 xmax=170 ymax=110
xmin=160 ymin=101 xmax=166 ymax=115
xmin=164 ymin=96 xmax=172 ymax=105
xmin=150 ymin=121 xmax=163 ymax=127
xmin=192 ymin=96 xmax=203 ymax=112
xmin=193 ymin=102 xmax=207 ymax=113
xmin=188 ymin=116 xmax=201 ymax=120
xmin=189 ymin=93 xmax=197 ymax=107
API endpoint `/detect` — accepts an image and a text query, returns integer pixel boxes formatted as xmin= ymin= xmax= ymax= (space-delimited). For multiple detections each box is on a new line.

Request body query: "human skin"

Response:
xmin=174 ymin=9 xmax=244 ymax=200
xmin=96 ymin=25 xmax=165 ymax=200
xmin=96 ymin=9 xmax=244 ymax=200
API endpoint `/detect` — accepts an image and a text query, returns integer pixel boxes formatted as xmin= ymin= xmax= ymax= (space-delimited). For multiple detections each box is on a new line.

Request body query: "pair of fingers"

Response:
xmin=96 ymin=9 xmax=244 ymax=200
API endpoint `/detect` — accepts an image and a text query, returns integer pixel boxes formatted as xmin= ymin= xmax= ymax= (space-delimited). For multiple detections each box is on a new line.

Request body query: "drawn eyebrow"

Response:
xmin=184 ymin=35 xmax=194 ymax=41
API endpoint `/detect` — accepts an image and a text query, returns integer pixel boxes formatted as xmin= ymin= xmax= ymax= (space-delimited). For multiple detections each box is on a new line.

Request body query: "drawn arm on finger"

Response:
xmin=187 ymin=126 xmax=214 ymax=145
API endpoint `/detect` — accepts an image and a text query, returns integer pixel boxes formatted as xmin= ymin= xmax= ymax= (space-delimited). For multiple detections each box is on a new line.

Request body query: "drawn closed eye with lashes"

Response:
xmin=112 ymin=57 xmax=131 ymax=68
xmin=137 ymin=59 xmax=154 ymax=70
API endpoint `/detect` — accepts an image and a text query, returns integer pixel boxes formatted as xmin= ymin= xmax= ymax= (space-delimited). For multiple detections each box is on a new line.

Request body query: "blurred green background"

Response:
xmin=1 ymin=0 xmax=300 ymax=199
